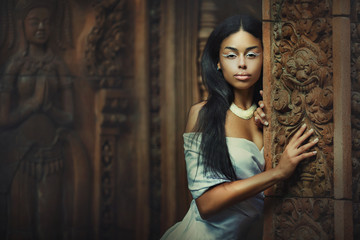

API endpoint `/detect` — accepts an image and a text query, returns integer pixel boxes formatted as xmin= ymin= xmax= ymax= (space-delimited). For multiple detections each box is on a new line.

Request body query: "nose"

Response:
xmin=238 ymin=55 xmax=246 ymax=69
xmin=38 ymin=22 xmax=45 ymax=29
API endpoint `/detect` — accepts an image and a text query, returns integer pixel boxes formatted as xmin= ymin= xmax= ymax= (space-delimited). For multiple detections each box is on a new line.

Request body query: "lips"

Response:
xmin=36 ymin=32 xmax=46 ymax=38
xmin=234 ymin=73 xmax=251 ymax=81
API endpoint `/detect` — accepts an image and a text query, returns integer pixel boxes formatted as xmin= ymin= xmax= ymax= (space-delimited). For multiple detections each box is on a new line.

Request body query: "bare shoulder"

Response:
xmin=185 ymin=101 xmax=206 ymax=133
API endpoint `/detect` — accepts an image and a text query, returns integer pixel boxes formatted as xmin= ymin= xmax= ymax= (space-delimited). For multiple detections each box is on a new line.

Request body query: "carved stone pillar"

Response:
xmin=148 ymin=0 xmax=162 ymax=238
xmin=85 ymin=1 xmax=137 ymax=239
xmin=351 ymin=1 xmax=360 ymax=239
xmin=263 ymin=0 xmax=353 ymax=239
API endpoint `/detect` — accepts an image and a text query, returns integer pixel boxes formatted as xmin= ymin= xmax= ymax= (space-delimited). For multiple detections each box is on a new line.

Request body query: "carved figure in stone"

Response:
xmin=0 ymin=1 xmax=90 ymax=239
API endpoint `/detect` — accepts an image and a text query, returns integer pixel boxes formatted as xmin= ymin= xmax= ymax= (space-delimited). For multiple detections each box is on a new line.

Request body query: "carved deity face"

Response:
xmin=24 ymin=7 xmax=51 ymax=45
xmin=217 ymin=30 xmax=263 ymax=92
xmin=284 ymin=48 xmax=321 ymax=92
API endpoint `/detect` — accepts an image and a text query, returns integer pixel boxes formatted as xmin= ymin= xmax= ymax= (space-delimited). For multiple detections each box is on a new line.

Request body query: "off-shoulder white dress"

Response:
xmin=161 ymin=133 xmax=265 ymax=240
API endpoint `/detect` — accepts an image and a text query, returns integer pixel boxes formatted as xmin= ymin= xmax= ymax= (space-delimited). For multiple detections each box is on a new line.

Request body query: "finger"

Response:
xmin=254 ymin=111 xmax=263 ymax=125
xmin=294 ymin=128 xmax=314 ymax=148
xmin=254 ymin=115 xmax=263 ymax=129
xmin=295 ymin=150 xmax=317 ymax=162
xmin=295 ymin=137 xmax=319 ymax=155
xmin=258 ymin=100 xmax=264 ymax=109
xmin=254 ymin=111 xmax=260 ymax=122
xmin=290 ymin=124 xmax=307 ymax=144
xmin=255 ymin=108 xmax=268 ymax=126
xmin=256 ymin=107 xmax=266 ymax=119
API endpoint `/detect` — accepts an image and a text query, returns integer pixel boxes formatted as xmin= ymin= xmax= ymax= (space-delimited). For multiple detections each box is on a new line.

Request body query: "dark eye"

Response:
xmin=246 ymin=52 xmax=260 ymax=59
xmin=29 ymin=20 xmax=39 ymax=26
xmin=222 ymin=53 xmax=237 ymax=59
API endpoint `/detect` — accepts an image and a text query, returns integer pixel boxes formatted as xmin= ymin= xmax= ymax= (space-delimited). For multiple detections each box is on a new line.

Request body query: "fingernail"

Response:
xmin=254 ymin=117 xmax=258 ymax=121
xmin=260 ymin=103 xmax=264 ymax=108
xmin=309 ymin=129 xmax=314 ymax=133
xmin=261 ymin=113 xmax=265 ymax=118
xmin=313 ymin=151 xmax=317 ymax=155
xmin=264 ymin=121 xmax=269 ymax=126
xmin=313 ymin=138 xmax=319 ymax=143
xmin=302 ymin=123 xmax=307 ymax=128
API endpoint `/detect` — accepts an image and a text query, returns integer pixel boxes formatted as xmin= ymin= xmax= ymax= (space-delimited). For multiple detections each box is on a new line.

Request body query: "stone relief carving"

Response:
xmin=354 ymin=203 xmax=360 ymax=239
xmin=351 ymin=2 xmax=360 ymax=238
xmin=85 ymin=0 xmax=131 ymax=238
xmin=101 ymin=95 xmax=130 ymax=128
xmin=0 ymin=0 xmax=90 ymax=239
xmin=270 ymin=0 xmax=333 ymax=197
xmin=99 ymin=137 xmax=115 ymax=239
xmin=0 ymin=0 xmax=72 ymax=51
xmin=148 ymin=0 xmax=162 ymax=238
xmin=351 ymin=19 xmax=360 ymax=203
xmin=273 ymin=198 xmax=334 ymax=240
xmin=85 ymin=0 xmax=126 ymax=89
xmin=352 ymin=91 xmax=360 ymax=201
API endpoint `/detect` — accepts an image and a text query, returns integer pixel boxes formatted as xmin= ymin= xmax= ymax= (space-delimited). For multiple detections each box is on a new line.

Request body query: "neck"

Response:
xmin=233 ymin=86 xmax=254 ymax=109
xmin=28 ymin=43 xmax=47 ymax=57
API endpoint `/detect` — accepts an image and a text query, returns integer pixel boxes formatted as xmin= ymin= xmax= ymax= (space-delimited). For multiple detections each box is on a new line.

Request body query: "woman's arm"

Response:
xmin=0 ymin=74 xmax=45 ymax=128
xmin=186 ymin=103 xmax=318 ymax=220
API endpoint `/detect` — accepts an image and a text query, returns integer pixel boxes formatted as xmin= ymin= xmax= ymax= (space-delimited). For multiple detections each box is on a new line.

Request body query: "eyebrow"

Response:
xmin=224 ymin=46 xmax=259 ymax=52
xmin=26 ymin=17 xmax=49 ymax=21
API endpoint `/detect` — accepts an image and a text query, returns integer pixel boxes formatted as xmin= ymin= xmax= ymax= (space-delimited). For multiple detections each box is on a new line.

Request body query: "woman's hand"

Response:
xmin=31 ymin=75 xmax=47 ymax=111
xmin=254 ymin=90 xmax=268 ymax=128
xmin=275 ymin=123 xmax=318 ymax=180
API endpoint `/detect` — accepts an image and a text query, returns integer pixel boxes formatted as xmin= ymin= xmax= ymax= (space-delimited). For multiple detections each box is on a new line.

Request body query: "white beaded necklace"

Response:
xmin=229 ymin=103 xmax=257 ymax=120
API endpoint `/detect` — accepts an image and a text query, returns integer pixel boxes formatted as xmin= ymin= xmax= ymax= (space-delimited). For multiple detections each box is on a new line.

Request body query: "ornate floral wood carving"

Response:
xmin=270 ymin=0 xmax=333 ymax=197
xmin=273 ymin=198 xmax=334 ymax=240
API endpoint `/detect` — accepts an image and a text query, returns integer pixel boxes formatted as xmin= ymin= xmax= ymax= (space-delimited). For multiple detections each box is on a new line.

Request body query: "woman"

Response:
xmin=161 ymin=15 xmax=318 ymax=239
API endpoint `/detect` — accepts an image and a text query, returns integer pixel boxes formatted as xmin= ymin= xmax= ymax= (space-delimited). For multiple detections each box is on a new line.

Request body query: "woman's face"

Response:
xmin=218 ymin=30 xmax=263 ymax=91
xmin=24 ymin=7 xmax=51 ymax=45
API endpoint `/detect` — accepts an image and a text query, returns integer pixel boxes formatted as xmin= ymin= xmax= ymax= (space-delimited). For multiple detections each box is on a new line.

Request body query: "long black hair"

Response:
xmin=194 ymin=15 xmax=263 ymax=180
